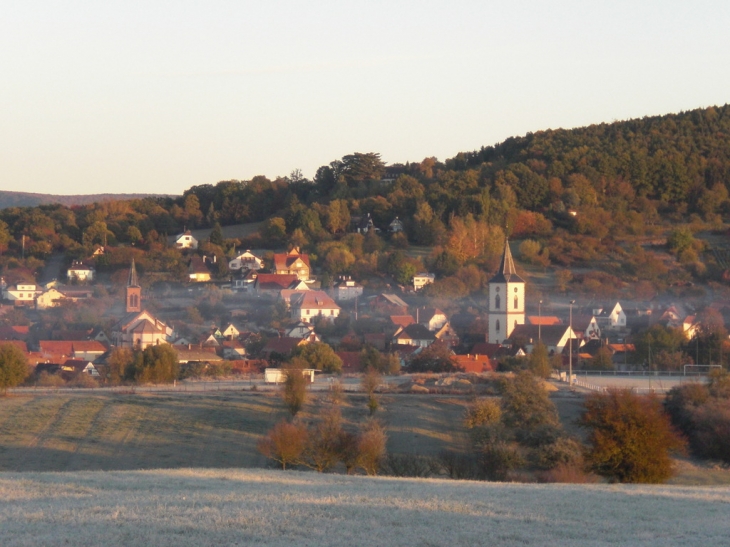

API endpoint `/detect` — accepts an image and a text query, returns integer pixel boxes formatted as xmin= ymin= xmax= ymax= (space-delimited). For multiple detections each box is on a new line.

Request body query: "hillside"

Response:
xmin=1 ymin=467 xmax=728 ymax=546
xmin=0 ymin=190 xmax=176 ymax=209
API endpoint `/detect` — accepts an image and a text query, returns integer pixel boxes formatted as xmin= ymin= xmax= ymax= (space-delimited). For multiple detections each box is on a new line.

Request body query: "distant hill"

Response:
xmin=0 ymin=191 xmax=178 ymax=209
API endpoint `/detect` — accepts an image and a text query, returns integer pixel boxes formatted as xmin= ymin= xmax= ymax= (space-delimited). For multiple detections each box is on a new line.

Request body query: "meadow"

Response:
xmin=1 ymin=468 xmax=729 ymax=546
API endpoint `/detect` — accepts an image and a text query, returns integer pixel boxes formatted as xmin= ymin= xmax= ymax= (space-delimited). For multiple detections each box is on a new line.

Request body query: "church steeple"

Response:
xmin=489 ymin=238 xmax=524 ymax=283
xmin=125 ymin=260 xmax=141 ymax=313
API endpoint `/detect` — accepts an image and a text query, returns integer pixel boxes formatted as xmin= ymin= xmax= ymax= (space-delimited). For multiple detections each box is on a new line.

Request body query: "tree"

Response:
xmin=292 ymin=343 xmax=342 ymax=373
xmin=361 ymin=367 xmax=382 ymax=415
xmin=580 ymin=389 xmax=685 ymax=483
xmin=130 ymin=344 xmax=179 ymax=384
xmin=0 ymin=343 xmax=28 ymax=393
xmin=357 ymin=420 xmax=387 ymax=475
xmin=499 ymin=371 xmax=560 ymax=431
xmin=282 ymin=359 xmax=309 ymax=416
xmin=360 ymin=345 xmax=400 ymax=374
xmin=409 ymin=342 xmax=461 ymax=373
xmin=108 ymin=346 xmax=134 ymax=385
xmin=591 ymin=347 xmax=615 ymax=371
xmin=257 ymin=419 xmax=308 ymax=470
xmin=209 ymin=222 xmax=224 ymax=246
xmin=303 ymin=407 xmax=343 ymax=472
xmin=528 ymin=341 xmax=552 ymax=378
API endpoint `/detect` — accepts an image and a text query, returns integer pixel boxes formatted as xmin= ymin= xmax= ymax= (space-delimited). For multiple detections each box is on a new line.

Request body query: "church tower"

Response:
xmin=125 ymin=259 xmax=141 ymax=313
xmin=488 ymin=239 xmax=525 ymax=344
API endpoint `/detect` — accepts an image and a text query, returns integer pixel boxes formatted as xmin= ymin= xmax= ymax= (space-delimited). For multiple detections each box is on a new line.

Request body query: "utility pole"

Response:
xmin=538 ymin=299 xmax=543 ymax=344
xmin=569 ymin=300 xmax=575 ymax=388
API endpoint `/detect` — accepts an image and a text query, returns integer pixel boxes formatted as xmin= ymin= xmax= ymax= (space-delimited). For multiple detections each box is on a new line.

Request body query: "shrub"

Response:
xmin=464 ymin=398 xmax=502 ymax=429
xmin=530 ymin=437 xmax=584 ymax=470
xmin=382 ymin=453 xmax=441 ymax=478
xmin=687 ymin=400 xmax=730 ymax=463
xmin=499 ymin=371 xmax=560 ymax=431
xmin=68 ymin=372 xmax=98 ymax=388
xmin=303 ymin=408 xmax=343 ymax=472
xmin=438 ymin=450 xmax=481 ymax=480
xmin=476 ymin=441 xmax=524 ymax=481
xmin=282 ymin=360 xmax=309 ymax=416
xmin=0 ymin=342 xmax=29 ymax=393
xmin=36 ymin=371 xmax=66 ymax=388
xmin=257 ymin=419 xmax=308 ymax=470
xmin=357 ymin=420 xmax=387 ymax=475
xmin=580 ymin=389 xmax=686 ymax=483
xmin=538 ymin=463 xmax=599 ymax=484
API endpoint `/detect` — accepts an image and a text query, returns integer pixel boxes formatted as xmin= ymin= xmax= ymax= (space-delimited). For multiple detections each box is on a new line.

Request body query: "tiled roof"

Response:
xmin=489 ymin=239 xmax=524 ymax=283
xmin=290 ymin=291 xmax=340 ymax=310
xmin=390 ymin=315 xmax=415 ymax=327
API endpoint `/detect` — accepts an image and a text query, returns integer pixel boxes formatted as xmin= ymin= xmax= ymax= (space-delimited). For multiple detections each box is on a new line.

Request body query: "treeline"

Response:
xmin=2 ymin=105 xmax=730 ymax=294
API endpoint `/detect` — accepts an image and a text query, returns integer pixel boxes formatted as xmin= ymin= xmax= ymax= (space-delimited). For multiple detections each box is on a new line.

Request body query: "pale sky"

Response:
xmin=2 ymin=1 xmax=729 ymax=196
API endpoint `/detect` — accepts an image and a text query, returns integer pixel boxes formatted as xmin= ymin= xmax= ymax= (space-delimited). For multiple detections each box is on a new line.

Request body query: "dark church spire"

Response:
xmin=128 ymin=259 xmax=139 ymax=287
xmin=489 ymin=238 xmax=524 ymax=283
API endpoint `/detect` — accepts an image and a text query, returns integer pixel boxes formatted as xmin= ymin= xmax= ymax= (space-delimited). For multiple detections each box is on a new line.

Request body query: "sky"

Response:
xmin=2 ymin=1 xmax=730 ymax=196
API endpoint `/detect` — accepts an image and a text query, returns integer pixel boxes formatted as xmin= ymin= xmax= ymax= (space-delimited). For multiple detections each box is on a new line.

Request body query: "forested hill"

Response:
xmin=444 ymin=104 xmax=730 ymax=207
xmin=0 ymin=191 xmax=174 ymax=210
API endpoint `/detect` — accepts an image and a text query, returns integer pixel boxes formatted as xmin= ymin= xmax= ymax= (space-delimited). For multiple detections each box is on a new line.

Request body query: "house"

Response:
xmin=369 ymin=293 xmax=409 ymax=315
xmin=356 ymin=213 xmax=377 ymax=234
xmin=0 ymin=325 xmax=29 ymax=341
xmin=572 ymin=315 xmax=601 ymax=341
xmin=273 ymin=247 xmax=311 ymax=280
xmin=254 ymin=274 xmax=300 ymax=294
xmin=38 ymin=340 xmax=107 ymax=362
xmin=453 ymin=354 xmax=495 ymax=374
xmin=289 ymin=291 xmax=341 ymax=323
xmin=594 ymin=302 xmax=627 ymax=330
xmin=417 ymin=308 xmax=448 ymax=331
xmin=36 ymin=288 xmax=69 ymax=309
xmin=413 ymin=273 xmax=435 ymax=291
xmin=188 ymin=256 xmax=211 ymax=282
xmin=112 ymin=310 xmax=173 ymax=350
xmin=393 ymin=323 xmax=436 ymax=348
xmin=434 ymin=322 xmax=460 ymax=347
xmin=607 ymin=343 xmax=636 ymax=369
xmin=388 ymin=217 xmax=404 ymax=233
xmin=509 ymin=324 xmax=579 ymax=356
xmin=174 ymin=346 xmax=225 ymax=364
xmin=221 ymin=323 xmax=240 ymax=340
xmin=682 ymin=315 xmax=700 ymax=339
xmin=175 ymin=230 xmax=199 ymax=250
xmin=470 ymin=342 xmax=527 ymax=360
xmin=284 ymin=321 xmax=318 ymax=340
xmin=331 ymin=277 xmax=364 ymax=301
xmin=228 ymin=250 xmax=264 ymax=271
xmin=61 ymin=359 xmax=99 ymax=377
xmin=221 ymin=340 xmax=247 ymax=359
xmin=233 ymin=269 xmax=260 ymax=292
xmin=261 ymin=337 xmax=309 ymax=360
xmin=3 ymin=284 xmax=42 ymax=307
xmin=336 ymin=351 xmax=363 ymax=373
xmin=67 ymin=261 xmax=95 ymax=282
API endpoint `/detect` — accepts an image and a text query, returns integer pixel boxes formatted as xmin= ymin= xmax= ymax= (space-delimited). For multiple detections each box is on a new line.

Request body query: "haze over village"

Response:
xmin=2 ymin=1 xmax=730 ymax=546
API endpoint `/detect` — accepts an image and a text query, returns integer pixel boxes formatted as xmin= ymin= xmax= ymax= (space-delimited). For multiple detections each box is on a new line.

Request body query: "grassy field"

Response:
xmin=1 ymin=468 xmax=729 ymax=546
xmin=0 ymin=392 xmax=471 ymax=472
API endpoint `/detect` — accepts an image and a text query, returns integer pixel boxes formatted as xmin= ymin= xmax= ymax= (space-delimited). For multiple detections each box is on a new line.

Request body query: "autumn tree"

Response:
xmin=580 ymin=389 xmax=685 ymax=483
xmin=0 ymin=343 xmax=29 ymax=394
xmin=282 ymin=359 xmax=309 ymax=416
xmin=108 ymin=346 xmax=135 ymax=385
xmin=257 ymin=419 xmax=308 ymax=470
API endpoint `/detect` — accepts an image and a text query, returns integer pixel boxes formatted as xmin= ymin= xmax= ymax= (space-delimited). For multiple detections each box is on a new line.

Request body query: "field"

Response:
xmin=1 ymin=468 xmax=729 ymax=546
xmin=0 ymin=391 xmax=471 ymax=472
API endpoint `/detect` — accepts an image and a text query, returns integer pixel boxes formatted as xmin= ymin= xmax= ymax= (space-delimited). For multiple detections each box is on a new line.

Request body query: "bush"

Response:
xmin=530 ymin=437 xmax=584 ymax=470
xmin=0 ymin=342 xmax=29 ymax=393
xmin=476 ymin=441 xmax=524 ymax=481
xmin=282 ymin=360 xmax=309 ymax=417
xmin=438 ymin=450 xmax=481 ymax=480
xmin=303 ymin=408 xmax=343 ymax=472
xmin=357 ymin=420 xmax=387 ymax=475
xmin=580 ymin=389 xmax=686 ymax=483
xmin=36 ymin=371 xmax=66 ymax=388
xmin=382 ymin=453 xmax=441 ymax=478
xmin=464 ymin=398 xmax=501 ymax=429
xmin=537 ymin=463 xmax=599 ymax=484
xmin=68 ymin=372 xmax=98 ymax=388
xmin=687 ymin=400 xmax=730 ymax=463
xmin=499 ymin=371 xmax=560 ymax=431
xmin=257 ymin=419 xmax=308 ymax=470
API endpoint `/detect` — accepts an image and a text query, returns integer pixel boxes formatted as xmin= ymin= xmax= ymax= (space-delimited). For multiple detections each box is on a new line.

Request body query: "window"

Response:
xmin=496 ymin=319 xmax=500 ymax=332
xmin=514 ymin=296 xmax=518 ymax=309
xmin=495 ymin=294 xmax=501 ymax=309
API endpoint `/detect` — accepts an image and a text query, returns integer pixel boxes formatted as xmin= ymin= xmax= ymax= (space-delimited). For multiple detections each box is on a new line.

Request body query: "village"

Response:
xmin=0 ymin=225 xmax=719 ymax=387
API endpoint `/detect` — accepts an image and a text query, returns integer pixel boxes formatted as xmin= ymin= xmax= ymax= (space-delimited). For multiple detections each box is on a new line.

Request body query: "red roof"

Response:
xmin=263 ymin=337 xmax=307 ymax=355
xmin=453 ymin=354 xmax=495 ymax=373
xmin=291 ymin=291 xmax=340 ymax=310
xmin=0 ymin=340 xmax=28 ymax=353
xmin=255 ymin=274 xmax=299 ymax=290
xmin=390 ymin=315 xmax=415 ymax=327
xmin=527 ymin=316 xmax=562 ymax=326
xmin=273 ymin=249 xmax=311 ymax=271
xmin=39 ymin=341 xmax=74 ymax=356
xmin=335 ymin=351 xmax=362 ymax=372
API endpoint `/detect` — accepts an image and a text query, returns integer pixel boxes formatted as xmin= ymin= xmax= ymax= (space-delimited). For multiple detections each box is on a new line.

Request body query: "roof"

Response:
xmin=0 ymin=340 xmax=28 ymax=353
xmin=263 ymin=337 xmax=307 ymax=355
xmin=174 ymin=347 xmax=224 ymax=363
xmin=376 ymin=293 xmax=408 ymax=308
xmin=0 ymin=325 xmax=30 ymax=340
xmin=509 ymin=324 xmax=575 ymax=347
xmin=70 ymin=341 xmax=107 ymax=352
xmin=39 ymin=341 xmax=74 ymax=356
xmin=290 ymin=291 xmax=340 ymax=310
xmin=255 ymin=274 xmax=299 ymax=290
xmin=489 ymin=239 xmax=524 ymax=283
xmin=52 ymin=329 xmax=93 ymax=341
xmin=527 ymin=316 xmax=562 ymax=326
xmin=335 ymin=351 xmax=362 ymax=372
xmin=273 ymin=248 xmax=311 ymax=271
xmin=418 ymin=308 xmax=445 ymax=323
xmin=453 ymin=354 xmax=495 ymax=373
xmin=189 ymin=256 xmax=210 ymax=274
xmin=390 ymin=315 xmax=415 ymax=328
xmin=608 ymin=343 xmax=636 ymax=353
xmin=396 ymin=323 xmax=436 ymax=342
xmin=470 ymin=342 xmax=518 ymax=359
xmin=128 ymin=260 xmax=139 ymax=287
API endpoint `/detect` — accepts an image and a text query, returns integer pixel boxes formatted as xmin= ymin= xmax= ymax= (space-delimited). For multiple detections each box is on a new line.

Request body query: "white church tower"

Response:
xmin=488 ymin=239 xmax=525 ymax=344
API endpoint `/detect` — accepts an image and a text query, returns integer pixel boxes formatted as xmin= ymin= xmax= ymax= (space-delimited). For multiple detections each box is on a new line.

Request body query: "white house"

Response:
xmin=595 ymin=302 xmax=627 ymax=329
xmin=228 ymin=250 xmax=263 ymax=271
xmin=67 ymin=261 xmax=95 ymax=282
xmin=388 ymin=217 xmax=404 ymax=233
xmin=290 ymin=291 xmax=341 ymax=323
xmin=3 ymin=284 xmax=42 ymax=306
xmin=413 ymin=273 xmax=435 ymax=291
xmin=175 ymin=230 xmax=199 ymax=250
xmin=417 ymin=308 xmax=448 ymax=331
xmin=332 ymin=277 xmax=364 ymax=301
